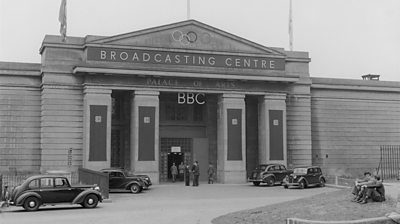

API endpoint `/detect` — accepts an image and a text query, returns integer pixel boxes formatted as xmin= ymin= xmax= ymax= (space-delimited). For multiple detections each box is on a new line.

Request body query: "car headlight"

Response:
xmin=93 ymin=185 xmax=101 ymax=191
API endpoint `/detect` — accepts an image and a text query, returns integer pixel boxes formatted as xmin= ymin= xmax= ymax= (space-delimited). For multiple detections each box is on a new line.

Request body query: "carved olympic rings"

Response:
xmin=172 ymin=30 xmax=198 ymax=45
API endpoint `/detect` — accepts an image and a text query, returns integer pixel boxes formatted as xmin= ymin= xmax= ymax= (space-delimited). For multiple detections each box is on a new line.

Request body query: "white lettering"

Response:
xmin=235 ymin=58 xmax=241 ymax=67
xmin=110 ymin=51 xmax=116 ymax=60
xmin=184 ymin=55 xmax=190 ymax=64
xmin=253 ymin=59 xmax=258 ymax=68
xmin=261 ymin=60 xmax=267 ymax=69
xmin=143 ymin=53 xmax=150 ymax=62
xmin=187 ymin=93 xmax=195 ymax=104
xmin=195 ymin=93 xmax=205 ymax=104
xmin=132 ymin=53 xmax=139 ymax=61
xmin=165 ymin=54 xmax=172 ymax=63
xmin=270 ymin=60 xmax=275 ymax=69
xmin=198 ymin=56 xmax=205 ymax=65
xmin=244 ymin=59 xmax=251 ymax=67
xmin=154 ymin=54 xmax=162 ymax=62
xmin=120 ymin=52 xmax=128 ymax=60
xmin=177 ymin=93 xmax=186 ymax=104
xmin=225 ymin=58 xmax=232 ymax=66
xmin=208 ymin=57 xmax=215 ymax=66
xmin=174 ymin=55 xmax=181 ymax=63
xmin=100 ymin=50 xmax=107 ymax=60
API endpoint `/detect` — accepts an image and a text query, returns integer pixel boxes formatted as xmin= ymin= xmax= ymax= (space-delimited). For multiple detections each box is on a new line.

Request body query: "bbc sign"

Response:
xmin=177 ymin=93 xmax=205 ymax=104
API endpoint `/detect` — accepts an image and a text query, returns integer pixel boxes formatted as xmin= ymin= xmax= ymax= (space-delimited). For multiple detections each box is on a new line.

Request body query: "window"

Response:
xmin=280 ymin=165 xmax=286 ymax=171
xmin=40 ymin=178 xmax=54 ymax=188
xmin=28 ymin=179 xmax=39 ymax=189
xmin=268 ymin=166 xmax=275 ymax=171
xmin=110 ymin=172 xmax=124 ymax=178
xmin=55 ymin=178 xmax=68 ymax=187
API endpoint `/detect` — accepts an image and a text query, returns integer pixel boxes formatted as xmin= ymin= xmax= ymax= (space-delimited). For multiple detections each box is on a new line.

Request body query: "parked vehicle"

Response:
xmin=282 ymin=166 xmax=326 ymax=189
xmin=248 ymin=164 xmax=293 ymax=186
xmin=9 ymin=175 xmax=102 ymax=211
xmin=100 ymin=168 xmax=148 ymax=193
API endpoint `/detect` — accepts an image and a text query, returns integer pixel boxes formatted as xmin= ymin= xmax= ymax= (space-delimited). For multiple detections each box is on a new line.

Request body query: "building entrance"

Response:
xmin=160 ymin=138 xmax=192 ymax=182
xmin=167 ymin=152 xmax=184 ymax=180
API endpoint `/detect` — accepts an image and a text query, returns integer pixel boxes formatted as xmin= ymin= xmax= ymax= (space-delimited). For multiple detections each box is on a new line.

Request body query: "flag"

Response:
xmin=59 ymin=0 xmax=67 ymax=41
xmin=288 ymin=0 xmax=293 ymax=51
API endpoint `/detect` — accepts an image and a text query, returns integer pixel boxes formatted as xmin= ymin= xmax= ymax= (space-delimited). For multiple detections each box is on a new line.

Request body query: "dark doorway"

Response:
xmin=167 ymin=152 xmax=184 ymax=180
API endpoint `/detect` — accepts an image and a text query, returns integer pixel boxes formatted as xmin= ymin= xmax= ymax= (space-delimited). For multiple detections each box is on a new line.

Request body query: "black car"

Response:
xmin=248 ymin=164 xmax=293 ymax=186
xmin=9 ymin=175 xmax=102 ymax=211
xmin=282 ymin=166 xmax=326 ymax=189
xmin=100 ymin=168 xmax=148 ymax=194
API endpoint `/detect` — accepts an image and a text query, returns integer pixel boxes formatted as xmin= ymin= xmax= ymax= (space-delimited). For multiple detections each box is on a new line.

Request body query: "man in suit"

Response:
xmin=191 ymin=161 xmax=200 ymax=186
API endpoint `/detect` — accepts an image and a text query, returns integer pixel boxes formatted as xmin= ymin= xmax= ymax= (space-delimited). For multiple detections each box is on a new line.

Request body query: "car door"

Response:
xmin=37 ymin=177 xmax=57 ymax=203
xmin=308 ymin=168 xmax=318 ymax=184
xmin=274 ymin=165 xmax=287 ymax=182
xmin=53 ymin=177 xmax=78 ymax=203
xmin=109 ymin=171 xmax=125 ymax=189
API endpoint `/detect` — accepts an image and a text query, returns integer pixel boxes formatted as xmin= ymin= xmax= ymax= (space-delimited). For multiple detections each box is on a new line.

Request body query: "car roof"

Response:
xmin=100 ymin=168 xmax=125 ymax=172
xmin=259 ymin=164 xmax=285 ymax=166
xmin=24 ymin=175 xmax=68 ymax=182
xmin=293 ymin=166 xmax=320 ymax=169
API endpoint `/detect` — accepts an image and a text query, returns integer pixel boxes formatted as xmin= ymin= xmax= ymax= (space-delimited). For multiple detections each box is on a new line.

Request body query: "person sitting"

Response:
xmin=351 ymin=174 xmax=377 ymax=202
xmin=351 ymin=171 xmax=372 ymax=197
xmin=357 ymin=176 xmax=385 ymax=204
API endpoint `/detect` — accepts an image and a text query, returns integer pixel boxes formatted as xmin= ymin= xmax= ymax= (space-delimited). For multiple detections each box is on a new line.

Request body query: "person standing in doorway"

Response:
xmin=184 ymin=163 xmax=191 ymax=186
xmin=192 ymin=161 xmax=200 ymax=186
xmin=208 ymin=163 xmax=215 ymax=184
xmin=170 ymin=163 xmax=178 ymax=183
xmin=178 ymin=162 xmax=185 ymax=181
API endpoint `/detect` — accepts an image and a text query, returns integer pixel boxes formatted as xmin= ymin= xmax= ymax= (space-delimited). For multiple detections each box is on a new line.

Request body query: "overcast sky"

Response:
xmin=1 ymin=0 xmax=399 ymax=81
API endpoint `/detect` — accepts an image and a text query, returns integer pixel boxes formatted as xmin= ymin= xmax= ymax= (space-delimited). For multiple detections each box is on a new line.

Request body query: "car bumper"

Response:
xmin=282 ymin=181 xmax=300 ymax=187
xmin=248 ymin=178 xmax=263 ymax=182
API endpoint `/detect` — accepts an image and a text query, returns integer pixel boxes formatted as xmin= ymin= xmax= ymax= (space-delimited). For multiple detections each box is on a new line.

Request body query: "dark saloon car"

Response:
xmin=248 ymin=164 xmax=293 ymax=186
xmin=100 ymin=168 xmax=148 ymax=194
xmin=10 ymin=175 xmax=102 ymax=211
xmin=282 ymin=166 xmax=326 ymax=189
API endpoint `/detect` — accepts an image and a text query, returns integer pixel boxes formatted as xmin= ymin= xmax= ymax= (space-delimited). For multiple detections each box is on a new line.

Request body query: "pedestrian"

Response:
xmin=1 ymin=185 xmax=10 ymax=208
xmin=192 ymin=161 xmax=200 ymax=186
xmin=184 ymin=163 xmax=190 ymax=186
xmin=351 ymin=171 xmax=372 ymax=197
xmin=170 ymin=163 xmax=178 ymax=183
xmin=178 ymin=162 xmax=185 ymax=181
xmin=208 ymin=163 xmax=215 ymax=184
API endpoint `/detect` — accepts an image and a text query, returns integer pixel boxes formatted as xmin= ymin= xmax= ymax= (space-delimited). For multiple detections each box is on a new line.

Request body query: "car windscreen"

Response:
xmin=293 ymin=168 xmax=307 ymax=174
xmin=258 ymin=165 xmax=268 ymax=171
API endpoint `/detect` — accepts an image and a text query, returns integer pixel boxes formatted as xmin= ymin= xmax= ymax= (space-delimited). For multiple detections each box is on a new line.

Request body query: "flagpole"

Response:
xmin=59 ymin=0 xmax=67 ymax=42
xmin=187 ymin=0 xmax=191 ymax=20
xmin=289 ymin=0 xmax=293 ymax=51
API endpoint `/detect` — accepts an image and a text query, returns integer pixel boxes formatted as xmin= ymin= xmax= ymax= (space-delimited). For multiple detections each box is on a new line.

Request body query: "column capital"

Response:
xmin=263 ymin=92 xmax=287 ymax=101
xmin=83 ymin=86 xmax=112 ymax=95
xmin=133 ymin=90 xmax=160 ymax=97
xmin=220 ymin=93 xmax=245 ymax=99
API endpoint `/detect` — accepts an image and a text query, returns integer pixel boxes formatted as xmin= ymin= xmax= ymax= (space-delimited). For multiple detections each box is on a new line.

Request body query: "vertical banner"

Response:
xmin=138 ymin=106 xmax=155 ymax=161
xmin=269 ymin=110 xmax=283 ymax=160
xmin=227 ymin=109 xmax=242 ymax=160
xmin=89 ymin=105 xmax=107 ymax=161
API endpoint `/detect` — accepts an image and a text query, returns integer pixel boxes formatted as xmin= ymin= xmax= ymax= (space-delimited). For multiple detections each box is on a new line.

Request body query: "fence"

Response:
xmin=378 ymin=145 xmax=400 ymax=180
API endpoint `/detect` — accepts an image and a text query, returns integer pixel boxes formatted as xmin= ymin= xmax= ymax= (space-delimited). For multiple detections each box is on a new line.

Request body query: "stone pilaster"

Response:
xmin=217 ymin=93 xmax=246 ymax=183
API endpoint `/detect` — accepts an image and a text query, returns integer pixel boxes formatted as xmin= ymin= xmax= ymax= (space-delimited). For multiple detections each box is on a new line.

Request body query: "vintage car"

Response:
xmin=100 ymin=168 xmax=148 ymax=194
xmin=248 ymin=164 xmax=293 ymax=186
xmin=9 ymin=175 xmax=102 ymax=211
xmin=282 ymin=166 xmax=326 ymax=189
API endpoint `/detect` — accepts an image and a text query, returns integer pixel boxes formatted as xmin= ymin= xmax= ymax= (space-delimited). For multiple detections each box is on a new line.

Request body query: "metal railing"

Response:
xmin=378 ymin=145 xmax=400 ymax=180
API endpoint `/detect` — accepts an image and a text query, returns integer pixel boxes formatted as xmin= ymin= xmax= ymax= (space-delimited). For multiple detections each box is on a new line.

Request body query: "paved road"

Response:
xmin=1 ymin=182 xmax=337 ymax=224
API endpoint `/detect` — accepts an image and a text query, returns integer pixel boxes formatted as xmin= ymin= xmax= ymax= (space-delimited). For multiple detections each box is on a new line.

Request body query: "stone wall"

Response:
xmin=311 ymin=78 xmax=400 ymax=177
xmin=0 ymin=62 xmax=41 ymax=173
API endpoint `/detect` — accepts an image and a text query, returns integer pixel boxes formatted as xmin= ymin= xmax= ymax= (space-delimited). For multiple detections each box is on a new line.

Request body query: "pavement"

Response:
xmin=0 ymin=181 xmax=337 ymax=224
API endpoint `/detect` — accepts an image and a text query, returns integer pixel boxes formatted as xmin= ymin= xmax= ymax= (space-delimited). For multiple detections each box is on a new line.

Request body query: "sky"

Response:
xmin=0 ymin=0 xmax=399 ymax=81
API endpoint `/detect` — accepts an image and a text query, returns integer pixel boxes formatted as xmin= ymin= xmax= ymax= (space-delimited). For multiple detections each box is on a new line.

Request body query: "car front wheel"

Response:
xmin=83 ymin=194 xmax=99 ymax=208
xmin=266 ymin=177 xmax=275 ymax=187
xmin=299 ymin=180 xmax=306 ymax=189
xmin=129 ymin=183 xmax=141 ymax=194
xmin=23 ymin=196 xmax=40 ymax=211
xmin=319 ymin=178 xmax=326 ymax=187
